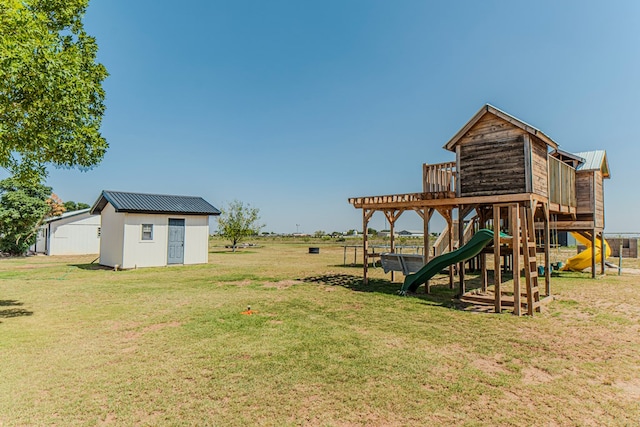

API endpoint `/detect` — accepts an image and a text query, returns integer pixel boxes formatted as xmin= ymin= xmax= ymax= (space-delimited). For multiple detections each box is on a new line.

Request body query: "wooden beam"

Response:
xmin=543 ymin=220 xmax=597 ymax=230
xmin=511 ymin=204 xmax=521 ymax=316
xmin=493 ymin=205 xmax=502 ymax=313
xmin=444 ymin=209 xmax=454 ymax=289
xmin=349 ymin=192 xmax=539 ymax=210
xmin=436 ymin=206 xmax=453 ymax=225
xmin=548 ymin=202 xmax=577 ymax=215
xmin=362 ymin=209 xmax=371 ymax=284
xmin=543 ymin=202 xmax=551 ymax=296
xmin=455 ymin=145 xmax=461 ymax=196
xmin=417 ymin=208 xmax=434 ymax=293
xmin=458 ymin=205 xmax=465 ymax=296
xmin=600 ymin=232 xmax=606 ymax=275
xmin=591 ymin=229 xmax=596 ymax=279
xmin=479 ymin=206 xmax=488 ymax=292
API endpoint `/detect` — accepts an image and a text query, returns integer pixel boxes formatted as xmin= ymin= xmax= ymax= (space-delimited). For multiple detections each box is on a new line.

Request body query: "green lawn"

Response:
xmin=1 ymin=239 xmax=639 ymax=426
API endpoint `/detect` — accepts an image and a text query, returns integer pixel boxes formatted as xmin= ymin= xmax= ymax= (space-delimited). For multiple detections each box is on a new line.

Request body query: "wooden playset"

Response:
xmin=348 ymin=104 xmax=610 ymax=315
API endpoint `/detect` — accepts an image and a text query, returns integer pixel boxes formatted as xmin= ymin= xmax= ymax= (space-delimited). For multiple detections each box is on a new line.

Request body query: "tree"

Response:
xmin=0 ymin=0 xmax=108 ymax=183
xmin=313 ymin=230 xmax=325 ymax=238
xmin=217 ymin=200 xmax=264 ymax=252
xmin=47 ymin=193 xmax=66 ymax=216
xmin=63 ymin=200 xmax=90 ymax=212
xmin=0 ymin=177 xmax=51 ymax=255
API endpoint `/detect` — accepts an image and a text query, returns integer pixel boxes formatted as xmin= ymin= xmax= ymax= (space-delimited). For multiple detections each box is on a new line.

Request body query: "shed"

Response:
xmin=90 ymin=190 xmax=220 ymax=269
xmin=32 ymin=208 xmax=100 ymax=255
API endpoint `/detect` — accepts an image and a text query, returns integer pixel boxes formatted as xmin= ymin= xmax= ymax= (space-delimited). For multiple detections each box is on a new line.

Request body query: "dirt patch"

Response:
xmin=230 ymin=279 xmax=253 ymax=287
xmin=142 ymin=321 xmax=182 ymax=333
xmin=121 ymin=321 xmax=182 ymax=341
xmin=615 ymin=379 xmax=640 ymax=399
xmin=263 ymin=280 xmax=301 ymax=289
xmin=522 ymin=366 xmax=555 ymax=385
xmin=471 ymin=354 xmax=510 ymax=375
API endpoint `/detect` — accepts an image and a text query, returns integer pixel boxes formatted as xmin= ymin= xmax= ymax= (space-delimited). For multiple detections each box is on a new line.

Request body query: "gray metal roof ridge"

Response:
xmin=91 ymin=190 xmax=221 ymax=215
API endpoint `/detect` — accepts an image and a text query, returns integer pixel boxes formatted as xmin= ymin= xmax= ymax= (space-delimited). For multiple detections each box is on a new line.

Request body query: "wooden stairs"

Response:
xmin=521 ymin=205 xmax=541 ymax=315
xmin=460 ymin=204 xmax=542 ymax=315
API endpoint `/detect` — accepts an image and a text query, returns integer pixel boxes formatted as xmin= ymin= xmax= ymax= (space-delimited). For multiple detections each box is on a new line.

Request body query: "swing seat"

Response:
xmin=380 ymin=253 xmax=425 ymax=275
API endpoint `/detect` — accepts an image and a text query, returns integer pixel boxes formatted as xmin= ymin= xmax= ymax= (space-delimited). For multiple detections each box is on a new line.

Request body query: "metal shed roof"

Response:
xmin=90 ymin=191 xmax=221 ymax=216
xmin=43 ymin=208 xmax=91 ymax=224
xmin=573 ymin=150 xmax=610 ymax=178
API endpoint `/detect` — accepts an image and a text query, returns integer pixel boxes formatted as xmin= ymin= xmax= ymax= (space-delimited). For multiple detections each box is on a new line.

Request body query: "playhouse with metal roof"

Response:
xmin=349 ymin=104 xmax=610 ymax=315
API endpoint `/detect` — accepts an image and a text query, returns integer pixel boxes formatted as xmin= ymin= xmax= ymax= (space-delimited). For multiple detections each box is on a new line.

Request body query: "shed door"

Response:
xmin=167 ymin=219 xmax=185 ymax=264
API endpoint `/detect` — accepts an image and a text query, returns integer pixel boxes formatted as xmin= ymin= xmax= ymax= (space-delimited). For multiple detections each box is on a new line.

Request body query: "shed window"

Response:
xmin=141 ymin=224 xmax=153 ymax=240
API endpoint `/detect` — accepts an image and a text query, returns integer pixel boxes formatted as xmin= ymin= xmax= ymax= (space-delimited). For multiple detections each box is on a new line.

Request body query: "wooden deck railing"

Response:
xmin=423 ymin=161 xmax=456 ymax=193
xmin=548 ymin=156 xmax=576 ymax=207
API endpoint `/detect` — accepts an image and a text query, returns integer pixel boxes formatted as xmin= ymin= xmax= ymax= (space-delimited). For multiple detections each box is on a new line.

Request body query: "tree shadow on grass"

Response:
xmin=301 ymin=271 xmax=505 ymax=311
xmin=0 ymin=300 xmax=33 ymax=320
xmin=300 ymin=273 xmax=463 ymax=309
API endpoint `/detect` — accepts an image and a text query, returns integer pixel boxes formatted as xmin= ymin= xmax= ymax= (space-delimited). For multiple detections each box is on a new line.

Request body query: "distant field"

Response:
xmin=0 ymin=237 xmax=639 ymax=426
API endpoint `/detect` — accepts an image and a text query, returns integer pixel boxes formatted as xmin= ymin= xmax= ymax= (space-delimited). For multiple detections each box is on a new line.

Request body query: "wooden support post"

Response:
xmin=384 ymin=209 xmax=404 ymax=282
xmin=600 ymin=232 xmax=606 ymax=275
xmin=458 ymin=205 xmax=466 ymax=297
xmin=415 ymin=208 xmax=434 ymax=293
xmin=493 ymin=205 xmax=502 ymax=313
xmin=543 ymin=203 xmax=551 ymax=296
xmin=362 ymin=209 xmax=374 ymax=284
xmin=591 ymin=229 xmax=596 ymax=279
xmin=511 ymin=204 xmax=521 ymax=316
xmin=389 ymin=216 xmax=395 ymax=282
xmin=479 ymin=208 xmax=488 ymax=292
xmin=425 ymin=214 xmax=430 ymax=293
xmin=448 ymin=215 xmax=454 ymax=289
xmin=435 ymin=206 xmax=455 ymax=290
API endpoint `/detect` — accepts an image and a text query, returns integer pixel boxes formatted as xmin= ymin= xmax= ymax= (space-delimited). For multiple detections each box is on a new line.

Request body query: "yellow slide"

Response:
xmin=561 ymin=232 xmax=611 ymax=272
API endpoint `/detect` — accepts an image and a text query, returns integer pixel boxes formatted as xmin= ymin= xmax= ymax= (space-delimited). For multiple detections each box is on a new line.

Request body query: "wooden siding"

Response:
xmin=457 ymin=113 xmax=531 ymax=197
xmin=594 ymin=171 xmax=604 ymax=228
xmin=576 ymin=171 xmax=594 ymax=215
xmin=459 ymin=138 xmax=526 ymax=197
xmin=456 ymin=112 xmax=527 ymax=145
xmin=530 ymin=136 xmax=549 ymax=197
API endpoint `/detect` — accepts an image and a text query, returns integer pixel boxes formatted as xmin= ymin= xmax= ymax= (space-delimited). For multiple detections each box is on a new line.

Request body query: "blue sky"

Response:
xmin=42 ymin=0 xmax=640 ymax=234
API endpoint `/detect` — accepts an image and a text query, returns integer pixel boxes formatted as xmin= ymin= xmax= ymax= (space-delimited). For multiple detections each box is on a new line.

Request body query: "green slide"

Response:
xmin=400 ymin=229 xmax=497 ymax=294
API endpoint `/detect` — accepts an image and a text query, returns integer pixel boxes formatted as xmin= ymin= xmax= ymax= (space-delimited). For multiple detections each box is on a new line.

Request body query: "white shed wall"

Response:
xmin=117 ymin=213 xmax=210 ymax=269
xmin=48 ymin=213 xmax=101 ymax=255
xmin=183 ymin=216 xmax=210 ymax=264
xmin=99 ymin=203 xmax=125 ymax=268
xmin=122 ymin=214 xmax=169 ymax=268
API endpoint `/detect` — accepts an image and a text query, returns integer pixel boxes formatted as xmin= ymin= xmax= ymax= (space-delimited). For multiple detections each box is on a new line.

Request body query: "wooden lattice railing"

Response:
xmin=423 ymin=161 xmax=456 ymax=193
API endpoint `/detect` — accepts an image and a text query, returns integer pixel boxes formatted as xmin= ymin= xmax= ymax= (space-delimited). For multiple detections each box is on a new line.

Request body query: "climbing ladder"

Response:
xmin=521 ymin=206 xmax=541 ymax=315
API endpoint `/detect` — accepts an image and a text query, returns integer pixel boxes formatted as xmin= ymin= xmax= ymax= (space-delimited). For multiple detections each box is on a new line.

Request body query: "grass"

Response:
xmin=0 ymin=238 xmax=639 ymax=425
